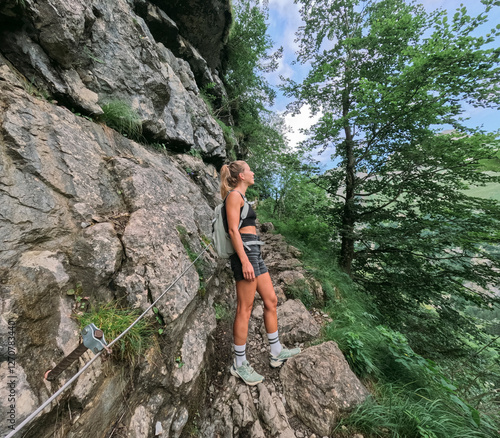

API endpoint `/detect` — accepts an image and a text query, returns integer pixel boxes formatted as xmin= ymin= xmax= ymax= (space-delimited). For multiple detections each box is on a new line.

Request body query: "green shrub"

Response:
xmin=216 ymin=119 xmax=238 ymax=150
xmin=257 ymin=172 xmax=500 ymax=433
xmin=100 ymin=100 xmax=143 ymax=140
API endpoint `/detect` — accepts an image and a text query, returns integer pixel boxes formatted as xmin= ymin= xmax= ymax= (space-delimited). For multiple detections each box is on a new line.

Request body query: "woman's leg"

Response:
xmin=233 ymin=278 xmax=257 ymax=345
xmin=256 ymin=272 xmax=278 ymax=334
xmin=233 ymin=272 xmax=278 ymax=345
xmin=231 ymin=278 xmax=264 ymax=385
xmin=256 ymin=272 xmax=301 ymax=366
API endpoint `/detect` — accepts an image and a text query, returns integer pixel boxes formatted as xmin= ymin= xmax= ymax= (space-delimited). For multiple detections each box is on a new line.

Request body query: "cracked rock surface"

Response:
xmin=0 ymin=0 xmax=369 ymax=434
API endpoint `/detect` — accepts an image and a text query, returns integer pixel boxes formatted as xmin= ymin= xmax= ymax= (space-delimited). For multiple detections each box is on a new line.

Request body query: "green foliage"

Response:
xmin=100 ymin=100 xmax=143 ymax=140
xmin=22 ymin=76 xmax=51 ymax=101
xmin=338 ymin=383 xmax=498 ymax=438
xmin=283 ymin=0 xmax=500 ymax=350
xmin=322 ymin=286 xmax=499 ymax=434
xmin=199 ymin=82 xmax=218 ymax=114
xmin=285 ymin=279 xmax=316 ymax=309
xmin=214 ymin=303 xmax=231 ymax=321
xmin=67 ymin=281 xmax=89 ymax=311
xmin=480 ymin=157 xmax=500 ymax=172
xmin=263 ymin=197 xmax=499 ymax=432
xmin=216 ymin=119 xmax=238 ymax=151
xmin=187 ymin=148 xmax=202 ymax=159
xmin=225 ymin=0 xmax=279 ymax=111
xmin=76 ymin=302 xmax=154 ymax=365
xmin=222 ymin=0 xmax=284 ymax=161
xmin=152 ymin=306 xmax=165 ymax=335
xmin=322 ymin=280 xmax=381 ymax=377
xmin=256 ymin=154 xmax=332 ymax=250
xmin=150 ymin=142 xmax=168 ymax=151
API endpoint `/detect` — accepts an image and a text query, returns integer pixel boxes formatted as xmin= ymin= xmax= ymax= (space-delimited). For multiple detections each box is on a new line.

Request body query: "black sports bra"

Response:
xmin=240 ymin=204 xmax=256 ymax=228
xmin=222 ymin=192 xmax=257 ymax=231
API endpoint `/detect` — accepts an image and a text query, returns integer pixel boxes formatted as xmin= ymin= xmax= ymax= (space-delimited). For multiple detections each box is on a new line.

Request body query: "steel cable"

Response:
xmin=4 ymin=242 xmax=211 ymax=438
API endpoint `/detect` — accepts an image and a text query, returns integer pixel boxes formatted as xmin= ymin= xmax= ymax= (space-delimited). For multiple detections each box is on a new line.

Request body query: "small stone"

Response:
xmin=81 ymin=222 xmax=91 ymax=228
xmin=296 ymin=432 xmax=304 ymax=437
xmin=155 ymin=421 xmax=163 ymax=435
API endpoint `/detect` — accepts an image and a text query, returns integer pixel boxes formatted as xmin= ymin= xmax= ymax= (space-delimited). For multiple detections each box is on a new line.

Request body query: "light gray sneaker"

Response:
xmin=270 ymin=347 xmax=301 ymax=368
xmin=230 ymin=359 xmax=264 ymax=386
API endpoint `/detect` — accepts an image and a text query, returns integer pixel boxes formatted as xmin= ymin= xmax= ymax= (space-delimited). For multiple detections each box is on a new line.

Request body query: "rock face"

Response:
xmin=260 ymin=299 xmax=321 ymax=345
xmin=0 ymin=0 xmax=229 ymax=163
xmin=0 ymin=70 xmax=226 ymax=437
xmin=281 ymin=342 xmax=370 ymax=436
xmin=151 ymin=0 xmax=232 ymax=72
xmin=0 ymin=1 xmax=369 ymax=437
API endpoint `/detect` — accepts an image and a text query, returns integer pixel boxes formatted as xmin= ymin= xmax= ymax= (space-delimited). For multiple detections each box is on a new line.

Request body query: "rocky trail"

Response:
xmin=201 ymin=303 xmax=319 ymax=438
xmin=196 ymin=225 xmax=368 ymax=438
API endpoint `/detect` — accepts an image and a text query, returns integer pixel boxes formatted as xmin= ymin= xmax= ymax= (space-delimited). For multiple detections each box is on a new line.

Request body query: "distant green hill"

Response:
xmin=466 ymin=171 xmax=500 ymax=201
xmin=479 ymin=150 xmax=500 ymax=172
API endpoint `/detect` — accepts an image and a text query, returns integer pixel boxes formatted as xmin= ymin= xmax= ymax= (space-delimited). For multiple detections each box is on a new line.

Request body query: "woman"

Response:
xmin=220 ymin=161 xmax=300 ymax=386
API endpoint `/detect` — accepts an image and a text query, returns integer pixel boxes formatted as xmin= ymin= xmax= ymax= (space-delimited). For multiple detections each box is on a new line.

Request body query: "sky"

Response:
xmin=263 ymin=0 xmax=500 ymax=151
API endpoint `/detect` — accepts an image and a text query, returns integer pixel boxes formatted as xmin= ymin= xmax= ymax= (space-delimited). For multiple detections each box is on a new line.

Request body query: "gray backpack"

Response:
xmin=211 ymin=191 xmax=249 ymax=258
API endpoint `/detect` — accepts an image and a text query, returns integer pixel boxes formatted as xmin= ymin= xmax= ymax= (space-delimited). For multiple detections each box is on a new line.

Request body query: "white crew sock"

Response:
xmin=234 ymin=344 xmax=247 ymax=367
xmin=267 ymin=330 xmax=283 ymax=357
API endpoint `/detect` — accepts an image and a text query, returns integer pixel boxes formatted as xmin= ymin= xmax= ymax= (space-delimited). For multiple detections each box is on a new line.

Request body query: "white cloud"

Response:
xmin=283 ymin=104 xmax=321 ymax=149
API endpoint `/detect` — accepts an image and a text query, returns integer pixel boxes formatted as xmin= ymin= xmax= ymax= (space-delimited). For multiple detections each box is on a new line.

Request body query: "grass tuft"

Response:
xmin=76 ymin=301 xmax=154 ymax=365
xmin=100 ymin=100 xmax=143 ymax=140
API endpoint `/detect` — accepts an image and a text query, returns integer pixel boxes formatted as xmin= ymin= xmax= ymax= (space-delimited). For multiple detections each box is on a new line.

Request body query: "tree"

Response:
xmin=219 ymin=0 xmax=283 ymax=159
xmin=283 ymin=0 xmax=500 ymax=348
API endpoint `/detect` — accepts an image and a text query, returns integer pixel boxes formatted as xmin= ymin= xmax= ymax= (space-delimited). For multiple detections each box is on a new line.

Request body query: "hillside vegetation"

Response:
xmin=226 ymin=0 xmax=500 ymax=436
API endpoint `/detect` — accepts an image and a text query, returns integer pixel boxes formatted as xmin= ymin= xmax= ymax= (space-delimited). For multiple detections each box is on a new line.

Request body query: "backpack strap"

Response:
xmin=225 ymin=190 xmax=249 ymax=230
xmin=242 ymin=240 xmax=264 ymax=252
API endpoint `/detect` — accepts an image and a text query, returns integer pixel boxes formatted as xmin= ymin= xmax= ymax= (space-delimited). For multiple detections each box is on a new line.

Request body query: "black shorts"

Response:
xmin=230 ymin=234 xmax=268 ymax=282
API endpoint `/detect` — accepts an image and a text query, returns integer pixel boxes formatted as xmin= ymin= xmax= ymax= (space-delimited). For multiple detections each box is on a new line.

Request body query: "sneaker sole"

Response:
xmin=270 ymin=359 xmax=286 ymax=368
xmin=230 ymin=366 xmax=264 ymax=386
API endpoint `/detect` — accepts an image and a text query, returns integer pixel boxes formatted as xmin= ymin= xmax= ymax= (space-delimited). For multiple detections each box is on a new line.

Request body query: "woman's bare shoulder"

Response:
xmin=226 ymin=190 xmax=244 ymax=207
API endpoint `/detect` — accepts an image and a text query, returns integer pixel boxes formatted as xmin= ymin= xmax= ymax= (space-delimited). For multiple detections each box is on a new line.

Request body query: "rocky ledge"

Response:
xmin=198 ymin=223 xmax=370 ymax=438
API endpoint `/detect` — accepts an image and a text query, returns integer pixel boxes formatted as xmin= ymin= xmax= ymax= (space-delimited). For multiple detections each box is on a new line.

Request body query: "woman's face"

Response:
xmin=239 ymin=163 xmax=255 ymax=185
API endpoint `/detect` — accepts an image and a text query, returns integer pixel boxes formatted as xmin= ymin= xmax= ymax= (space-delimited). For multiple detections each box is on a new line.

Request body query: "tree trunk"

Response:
xmin=340 ymin=124 xmax=356 ymax=276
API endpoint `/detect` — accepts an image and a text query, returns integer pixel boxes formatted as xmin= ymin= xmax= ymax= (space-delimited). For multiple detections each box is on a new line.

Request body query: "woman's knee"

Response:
xmin=263 ymin=293 xmax=278 ymax=312
xmin=235 ymin=302 xmax=253 ymax=320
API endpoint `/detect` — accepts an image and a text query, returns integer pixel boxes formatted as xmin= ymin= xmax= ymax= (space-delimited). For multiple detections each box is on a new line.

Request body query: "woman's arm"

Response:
xmin=226 ymin=191 xmax=255 ymax=281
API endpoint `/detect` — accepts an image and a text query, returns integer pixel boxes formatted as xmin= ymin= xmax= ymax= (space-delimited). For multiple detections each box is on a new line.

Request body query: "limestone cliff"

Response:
xmin=0 ymin=1 xmax=369 ymax=437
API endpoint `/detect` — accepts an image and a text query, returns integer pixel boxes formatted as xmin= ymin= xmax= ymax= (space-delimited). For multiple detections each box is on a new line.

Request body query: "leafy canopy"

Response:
xmin=283 ymin=0 xmax=500 ymax=350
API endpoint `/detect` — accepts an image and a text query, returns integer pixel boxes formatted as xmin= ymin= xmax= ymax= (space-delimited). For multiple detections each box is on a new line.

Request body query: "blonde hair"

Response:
xmin=220 ymin=161 xmax=247 ymax=198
